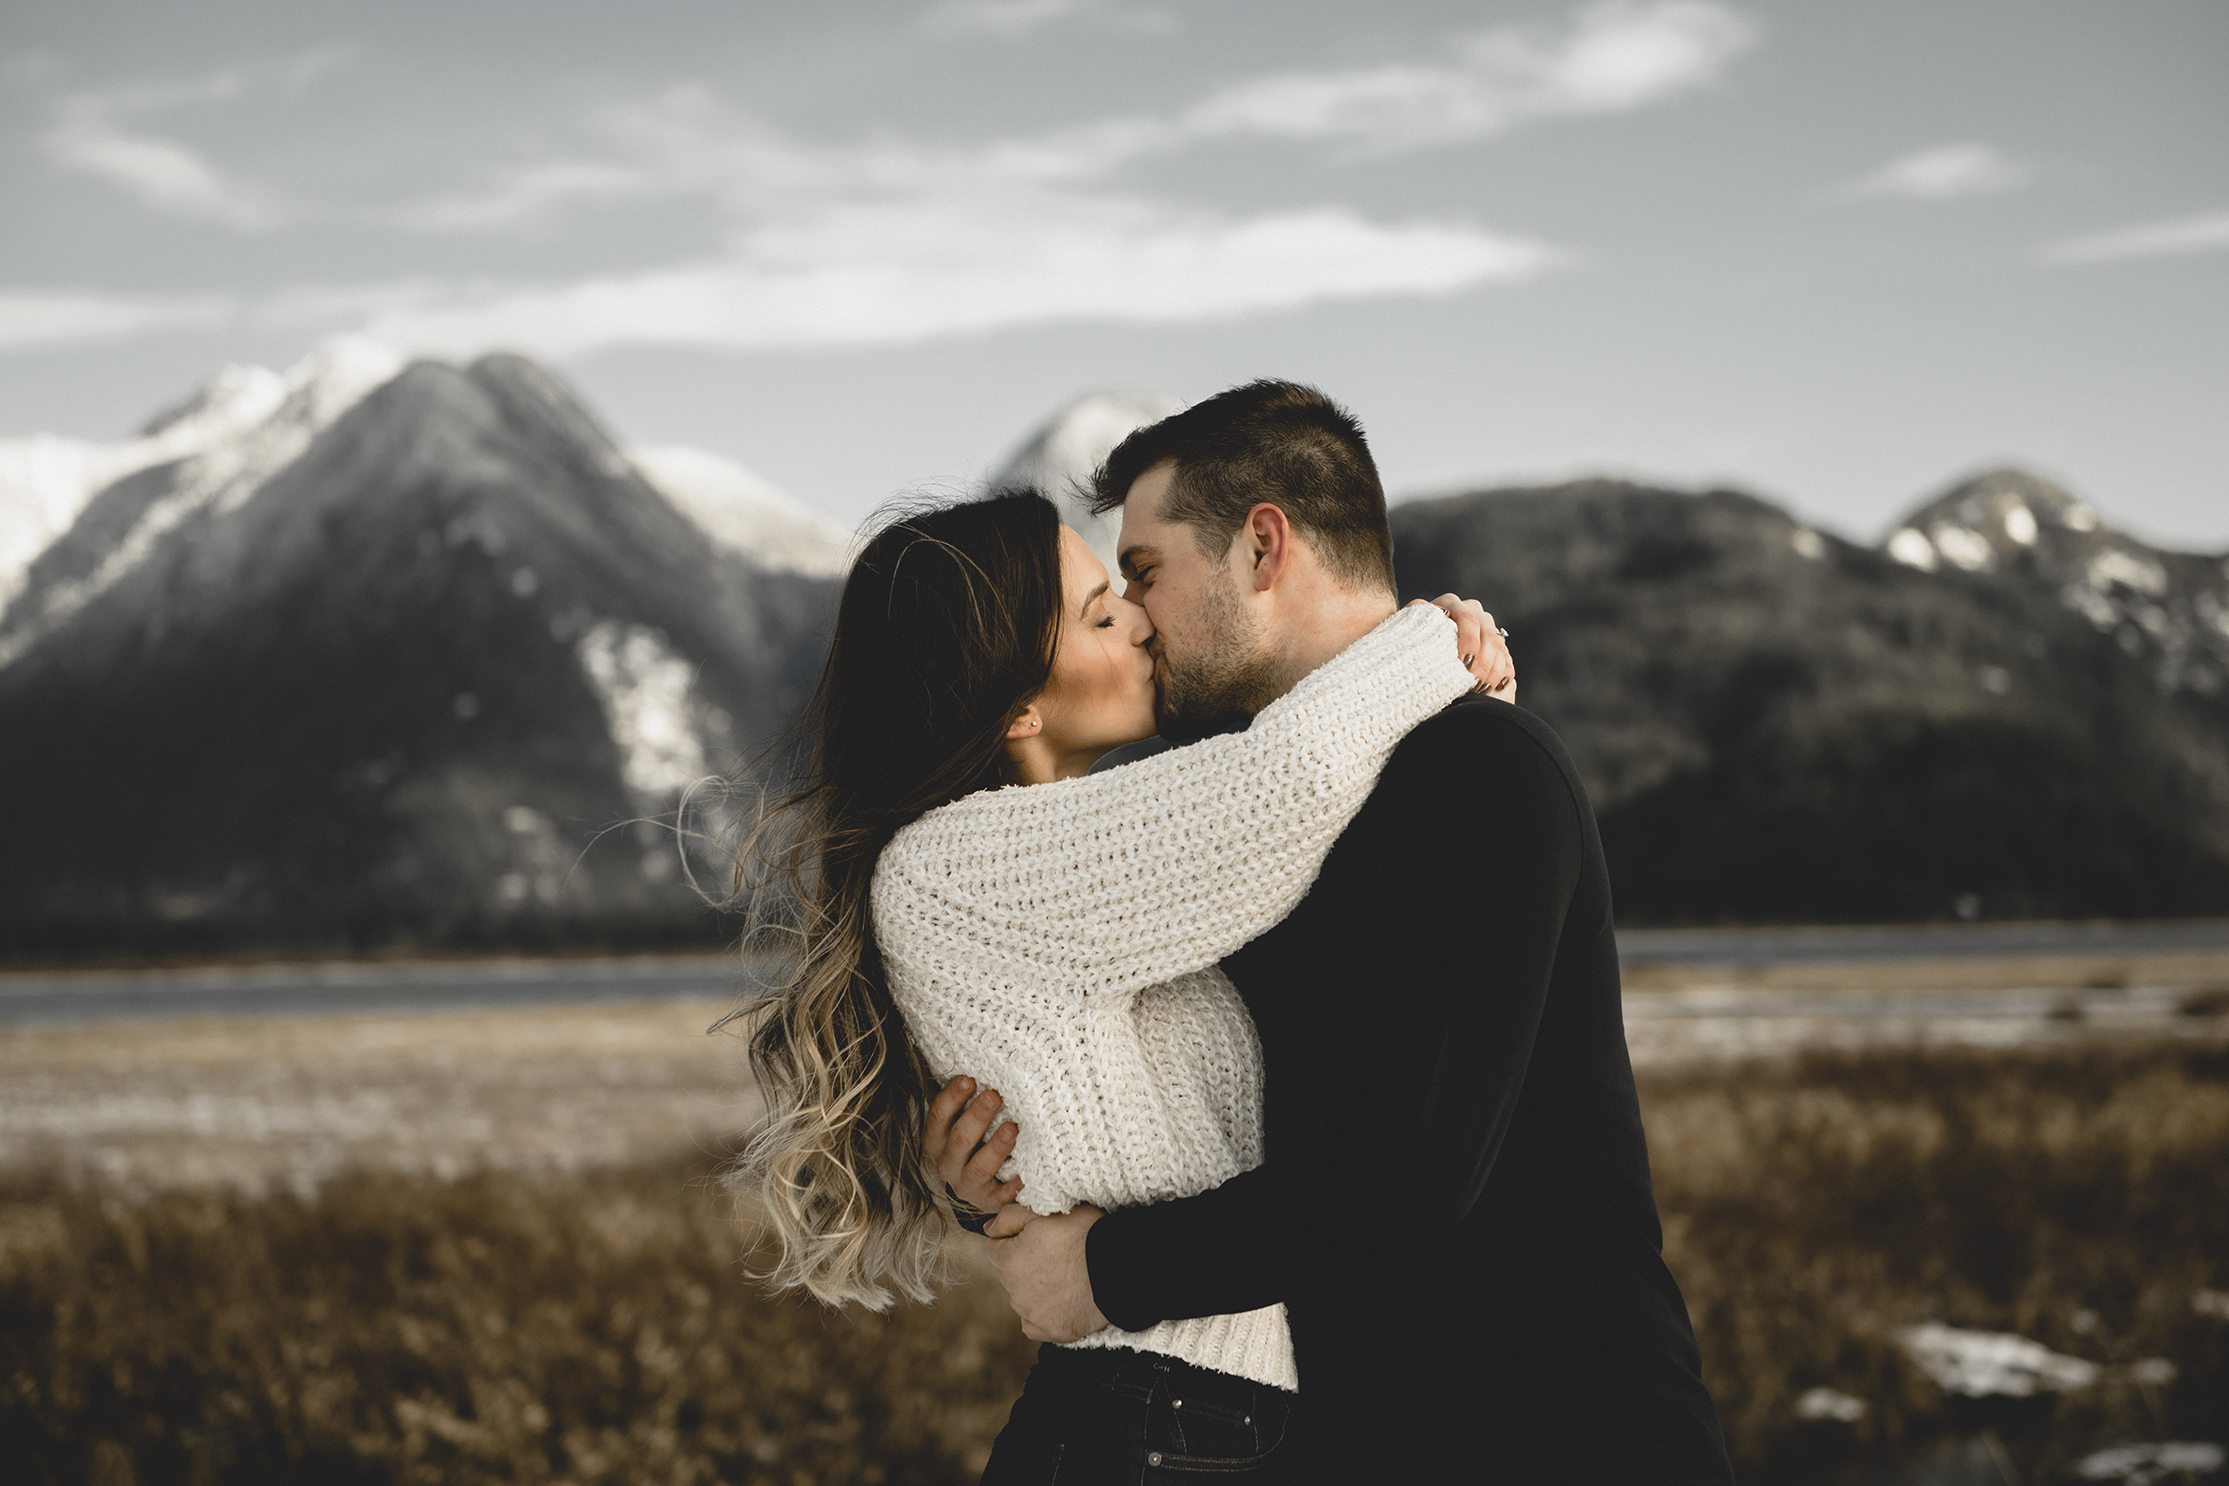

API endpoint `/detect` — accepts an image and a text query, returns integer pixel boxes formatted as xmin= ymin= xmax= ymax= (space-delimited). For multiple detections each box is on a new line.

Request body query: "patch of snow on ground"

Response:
xmin=2076 ymin=1442 xmax=2224 ymax=1484
xmin=629 ymin=444 xmax=850 ymax=577
xmin=575 ymin=620 xmax=711 ymax=798
xmin=1794 ymin=1386 xmax=1866 ymax=1421
xmin=1898 ymin=1322 xmax=2101 ymax=1397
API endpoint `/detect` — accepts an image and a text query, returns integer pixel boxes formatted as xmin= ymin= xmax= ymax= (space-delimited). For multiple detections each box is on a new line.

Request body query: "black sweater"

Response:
xmin=1085 ymin=698 xmax=1733 ymax=1483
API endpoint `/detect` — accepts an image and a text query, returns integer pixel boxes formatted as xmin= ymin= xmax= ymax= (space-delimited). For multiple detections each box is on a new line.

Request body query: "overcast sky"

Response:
xmin=3 ymin=0 xmax=2224 ymax=545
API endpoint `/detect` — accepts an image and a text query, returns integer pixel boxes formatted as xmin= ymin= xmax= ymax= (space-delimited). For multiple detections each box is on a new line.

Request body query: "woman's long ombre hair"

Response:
xmin=734 ymin=490 xmax=1065 ymax=1308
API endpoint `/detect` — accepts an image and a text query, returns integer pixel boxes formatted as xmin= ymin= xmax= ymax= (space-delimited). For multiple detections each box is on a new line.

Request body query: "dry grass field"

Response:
xmin=3 ymin=965 xmax=2227 ymax=1484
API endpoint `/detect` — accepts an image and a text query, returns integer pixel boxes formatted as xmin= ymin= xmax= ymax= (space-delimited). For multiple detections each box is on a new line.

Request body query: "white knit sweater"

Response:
xmin=871 ymin=605 xmax=1473 ymax=1390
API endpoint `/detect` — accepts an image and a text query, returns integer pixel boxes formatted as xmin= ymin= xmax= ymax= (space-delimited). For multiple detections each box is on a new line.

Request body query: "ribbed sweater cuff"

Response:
xmin=1085 ymin=1207 xmax=1165 ymax=1335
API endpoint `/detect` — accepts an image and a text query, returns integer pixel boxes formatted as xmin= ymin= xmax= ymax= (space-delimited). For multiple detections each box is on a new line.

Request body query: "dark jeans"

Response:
xmin=981 ymin=1344 xmax=1297 ymax=1484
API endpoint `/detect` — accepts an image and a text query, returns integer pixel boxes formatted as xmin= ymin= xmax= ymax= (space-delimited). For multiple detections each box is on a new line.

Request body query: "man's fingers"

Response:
xmin=986 ymin=1203 xmax=1038 ymax=1239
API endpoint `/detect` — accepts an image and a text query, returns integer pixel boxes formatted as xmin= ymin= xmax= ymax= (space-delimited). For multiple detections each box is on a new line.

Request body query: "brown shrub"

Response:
xmin=0 ymin=1160 xmax=1033 ymax=1485
xmin=4 ymin=1041 xmax=2226 ymax=1484
xmin=1643 ymin=1040 xmax=2229 ymax=1482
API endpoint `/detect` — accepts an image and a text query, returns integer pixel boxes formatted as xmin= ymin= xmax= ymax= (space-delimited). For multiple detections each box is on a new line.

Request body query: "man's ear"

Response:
xmin=1006 ymin=702 xmax=1045 ymax=741
xmin=1243 ymin=503 xmax=1295 ymax=593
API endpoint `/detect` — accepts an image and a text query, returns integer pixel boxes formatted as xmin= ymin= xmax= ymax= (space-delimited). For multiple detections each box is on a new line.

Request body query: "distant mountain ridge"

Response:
xmin=1886 ymin=467 xmax=2229 ymax=701
xmin=1390 ymin=476 xmax=2229 ymax=923
xmin=3 ymin=353 xmax=2222 ymax=959
xmin=0 ymin=353 xmax=836 ymax=959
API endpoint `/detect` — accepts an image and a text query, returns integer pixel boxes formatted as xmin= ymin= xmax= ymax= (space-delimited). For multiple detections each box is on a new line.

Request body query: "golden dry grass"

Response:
xmin=0 ymin=1157 xmax=1033 ymax=1485
xmin=1643 ymin=1042 xmax=2229 ymax=1483
xmin=3 ymin=995 xmax=2226 ymax=1483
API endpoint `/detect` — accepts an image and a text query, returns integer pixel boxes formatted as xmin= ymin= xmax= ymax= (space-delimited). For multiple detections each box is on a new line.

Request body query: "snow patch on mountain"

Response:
xmin=628 ymin=444 xmax=849 ymax=577
xmin=0 ymin=363 xmax=287 ymax=613
xmin=992 ymin=391 xmax=1185 ymax=574
xmin=0 ymin=336 xmax=402 ymax=670
xmin=1889 ymin=467 xmax=2229 ymax=697
xmin=575 ymin=619 xmax=713 ymax=798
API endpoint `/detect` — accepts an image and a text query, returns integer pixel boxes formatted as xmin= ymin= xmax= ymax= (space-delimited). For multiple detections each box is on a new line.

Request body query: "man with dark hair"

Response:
xmin=1093 ymin=377 xmax=1398 ymax=596
xmin=983 ymin=380 xmax=1733 ymax=1481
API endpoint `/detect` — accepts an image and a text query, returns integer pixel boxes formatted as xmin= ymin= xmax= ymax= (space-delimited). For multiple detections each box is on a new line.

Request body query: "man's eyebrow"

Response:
xmin=1078 ymin=579 xmax=1110 ymax=618
xmin=1118 ymin=544 xmax=1159 ymax=577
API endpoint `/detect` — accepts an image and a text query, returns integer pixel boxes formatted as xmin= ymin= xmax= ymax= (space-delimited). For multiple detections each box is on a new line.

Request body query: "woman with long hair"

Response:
xmin=732 ymin=488 xmax=1505 ymax=1481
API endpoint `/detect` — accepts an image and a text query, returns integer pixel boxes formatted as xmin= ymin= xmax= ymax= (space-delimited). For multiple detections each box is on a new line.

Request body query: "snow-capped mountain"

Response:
xmin=991 ymin=391 xmax=1185 ymax=573
xmin=1390 ymin=471 xmax=2229 ymax=923
xmin=0 ymin=351 xmax=835 ymax=959
xmin=0 ymin=337 xmax=407 ymax=668
xmin=0 ymin=338 xmax=852 ymax=663
xmin=0 ymin=360 xmax=288 ymax=615
xmin=1886 ymin=467 xmax=2229 ymax=700
xmin=629 ymin=444 xmax=850 ymax=578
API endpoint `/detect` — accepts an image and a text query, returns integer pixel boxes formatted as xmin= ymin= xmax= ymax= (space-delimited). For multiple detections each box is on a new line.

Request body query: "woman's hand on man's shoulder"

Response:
xmin=1408 ymin=593 xmax=1517 ymax=703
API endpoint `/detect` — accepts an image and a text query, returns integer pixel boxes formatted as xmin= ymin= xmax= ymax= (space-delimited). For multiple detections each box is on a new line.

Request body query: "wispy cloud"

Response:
xmin=13 ymin=3 xmax=1745 ymax=359
xmin=2039 ymin=207 xmax=2229 ymax=265
xmin=920 ymin=0 xmax=1174 ymax=35
xmin=374 ymin=54 xmax=1597 ymax=359
xmin=0 ymin=290 xmax=239 ymax=350
xmin=407 ymin=0 xmax=1750 ymax=237
xmin=1842 ymin=142 xmax=2027 ymax=201
xmin=358 ymin=204 xmax=1558 ymax=357
xmin=35 ymin=66 xmax=305 ymax=231
xmin=42 ymin=97 xmax=286 ymax=229
xmin=1180 ymin=0 xmax=1751 ymax=154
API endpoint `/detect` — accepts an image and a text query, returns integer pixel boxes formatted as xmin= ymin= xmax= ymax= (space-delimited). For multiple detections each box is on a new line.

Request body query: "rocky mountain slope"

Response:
xmin=1390 ymin=477 xmax=2229 ymax=924
xmin=0 ymin=354 xmax=836 ymax=960
xmin=5 ymin=347 xmax=2220 ymax=957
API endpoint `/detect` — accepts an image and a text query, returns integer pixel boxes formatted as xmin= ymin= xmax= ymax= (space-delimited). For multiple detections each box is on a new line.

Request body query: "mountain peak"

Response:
xmin=1881 ymin=465 xmax=2229 ymax=699
xmin=1885 ymin=465 xmax=2104 ymax=574
xmin=137 ymin=362 xmax=288 ymax=439
xmin=993 ymin=390 xmax=1185 ymax=572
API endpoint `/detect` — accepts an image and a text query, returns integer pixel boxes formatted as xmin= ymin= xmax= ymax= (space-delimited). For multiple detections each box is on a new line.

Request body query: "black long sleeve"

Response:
xmin=1085 ymin=698 xmax=1730 ymax=1483
xmin=1088 ymin=698 xmax=1580 ymax=1323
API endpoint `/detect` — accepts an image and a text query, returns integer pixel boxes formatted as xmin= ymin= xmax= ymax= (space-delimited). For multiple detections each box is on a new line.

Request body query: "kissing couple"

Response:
xmin=733 ymin=381 xmax=1732 ymax=1483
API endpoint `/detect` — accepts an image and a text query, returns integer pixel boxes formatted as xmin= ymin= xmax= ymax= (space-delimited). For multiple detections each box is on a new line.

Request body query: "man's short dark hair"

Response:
xmin=1089 ymin=379 xmax=1396 ymax=593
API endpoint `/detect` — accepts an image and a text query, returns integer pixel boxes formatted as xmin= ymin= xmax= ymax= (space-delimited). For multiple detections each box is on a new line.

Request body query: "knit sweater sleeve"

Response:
xmin=870 ymin=603 xmax=1473 ymax=1001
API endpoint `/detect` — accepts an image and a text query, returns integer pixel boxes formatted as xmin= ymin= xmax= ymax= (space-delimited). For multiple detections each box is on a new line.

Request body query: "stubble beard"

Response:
xmin=1152 ymin=572 xmax=1284 ymax=743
